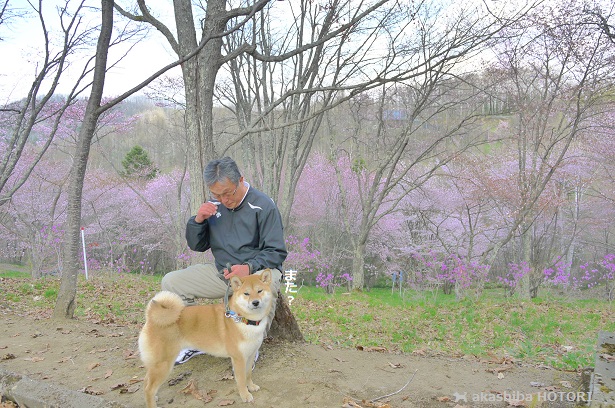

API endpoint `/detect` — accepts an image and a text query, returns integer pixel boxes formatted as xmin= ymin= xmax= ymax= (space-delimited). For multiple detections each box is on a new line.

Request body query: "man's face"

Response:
xmin=209 ymin=177 xmax=244 ymax=209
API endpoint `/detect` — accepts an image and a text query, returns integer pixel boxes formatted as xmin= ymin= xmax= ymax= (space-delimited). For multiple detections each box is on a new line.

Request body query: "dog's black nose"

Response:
xmin=252 ymin=300 xmax=260 ymax=307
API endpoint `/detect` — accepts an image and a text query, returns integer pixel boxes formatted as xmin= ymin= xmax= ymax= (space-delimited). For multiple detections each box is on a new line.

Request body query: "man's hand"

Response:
xmin=194 ymin=201 xmax=218 ymax=223
xmin=223 ymin=264 xmax=250 ymax=279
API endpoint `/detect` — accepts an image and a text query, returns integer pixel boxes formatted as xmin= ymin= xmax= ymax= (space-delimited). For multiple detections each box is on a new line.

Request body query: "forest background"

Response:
xmin=1 ymin=0 xmax=615 ymax=312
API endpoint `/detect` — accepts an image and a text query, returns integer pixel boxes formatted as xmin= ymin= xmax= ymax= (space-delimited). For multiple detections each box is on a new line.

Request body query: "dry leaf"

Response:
xmin=529 ymin=382 xmax=544 ymax=387
xmin=437 ymin=396 xmax=451 ymax=402
xmin=600 ymin=353 xmax=615 ymax=362
xmin=218 ymin=399 xmax=235 ymax=406
xmin=356 ymin=346 xmax=387 ymax=352
xmin=110 ymin=382 xmax=126 ymax=390
xmin=88 ymin=362 xmax=100 ymax=371
xmin=342 ymin=398 xmax=363 ymax=408
xmin=126 ymin=384 xmax=140 ymax=394
xmin=180 ymin=379 xmax=214 ymax=403
xmin=23 ymin=356 xmax=44 ymax=362
xmin=169 ymin=371 xmax=192 ymax=386
xmin=218 ymin=373 xmax=234 ymax=381
xmin=387 ymin=362 xmax=403 ymax=369
xmin=559 ymin=381 xmax=572 ymax=388
xmin=497 ymin=372 xmax=505 ymax=379
xmin=506 ymin=399 xmax=526 ymax=407
xmin=104 ymin=369 xmax=113 ymax=379
xmin=1 ymin=353 xmax=15 ymax=361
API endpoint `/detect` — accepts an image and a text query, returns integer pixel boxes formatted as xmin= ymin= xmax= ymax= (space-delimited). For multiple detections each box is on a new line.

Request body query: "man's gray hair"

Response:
xmin=203 ymin=157 xmax=241 ymax=186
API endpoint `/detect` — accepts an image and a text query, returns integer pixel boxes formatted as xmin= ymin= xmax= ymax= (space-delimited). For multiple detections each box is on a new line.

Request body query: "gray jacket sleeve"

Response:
xmin=185 ymin=216 xmax=211 ymax=252
xmin=246 ymin=205 xmax=287 ymax=271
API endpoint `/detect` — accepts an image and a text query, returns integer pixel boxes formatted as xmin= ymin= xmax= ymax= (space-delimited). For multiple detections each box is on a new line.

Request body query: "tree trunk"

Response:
xmin=53 ymin=0 xmax=114 ymax=319
xmin=268 ymin=292 xmax=303 ymax=342
xmin=351 ymin=241 xmax=366 ymax=290
xmin=517 ymin=220 xmax=531 ymax=300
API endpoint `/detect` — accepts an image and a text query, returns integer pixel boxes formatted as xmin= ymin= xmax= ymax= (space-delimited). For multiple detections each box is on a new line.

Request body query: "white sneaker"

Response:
xmin=175 ymin=349 xmax=205 ymax=365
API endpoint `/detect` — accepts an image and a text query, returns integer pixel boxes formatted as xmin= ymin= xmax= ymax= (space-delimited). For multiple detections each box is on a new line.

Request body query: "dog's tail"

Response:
xmin=145 ymin=291 xmax=184 ymax=327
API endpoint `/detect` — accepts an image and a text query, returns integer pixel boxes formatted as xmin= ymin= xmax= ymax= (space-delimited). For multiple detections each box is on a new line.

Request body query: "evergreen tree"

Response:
xmin=121 ymin=145 xmax=158 ymax=179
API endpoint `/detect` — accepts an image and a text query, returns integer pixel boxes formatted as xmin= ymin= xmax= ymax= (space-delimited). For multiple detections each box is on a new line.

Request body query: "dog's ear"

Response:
xmin=260 ymin=269 xmax=272 ymax=284
xmin=230 ymin=276 xmax=243 ymax=291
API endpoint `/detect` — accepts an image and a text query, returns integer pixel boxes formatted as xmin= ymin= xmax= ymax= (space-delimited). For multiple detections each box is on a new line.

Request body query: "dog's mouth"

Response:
xmin=249 ymin=300 xmax=262 ymax=310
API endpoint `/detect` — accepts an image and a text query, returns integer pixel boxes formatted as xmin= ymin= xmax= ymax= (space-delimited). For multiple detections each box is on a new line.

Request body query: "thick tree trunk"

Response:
xmin=268 ymin=292 xmax=303 ymax=342
xmin=351 ymin=241 xmax=366 ymax=290
xmin=53 ymin=0 xmax=114 ymax=319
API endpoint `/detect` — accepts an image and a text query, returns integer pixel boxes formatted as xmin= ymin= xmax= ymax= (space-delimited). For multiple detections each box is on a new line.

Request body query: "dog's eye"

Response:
xmin=244 ymin=292 xmax=249 ymax=296
xmin=257 ymin=289 xmax=262 ymax=293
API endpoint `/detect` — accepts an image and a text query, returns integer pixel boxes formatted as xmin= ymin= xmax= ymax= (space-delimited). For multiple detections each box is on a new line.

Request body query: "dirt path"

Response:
xmin=0 ymin=308 xmax=586 ymax=408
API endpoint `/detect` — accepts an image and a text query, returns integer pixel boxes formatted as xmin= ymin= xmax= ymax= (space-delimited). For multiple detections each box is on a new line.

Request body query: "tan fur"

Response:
xmin=138 ymin=270 xmax=273 ymax=406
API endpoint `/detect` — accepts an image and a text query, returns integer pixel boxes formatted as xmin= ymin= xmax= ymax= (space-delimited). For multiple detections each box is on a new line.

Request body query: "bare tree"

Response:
xmin=0 ymin=0 xmax=98 ymax=205
xmin=479 ymin=0 xmax=615 ymax=299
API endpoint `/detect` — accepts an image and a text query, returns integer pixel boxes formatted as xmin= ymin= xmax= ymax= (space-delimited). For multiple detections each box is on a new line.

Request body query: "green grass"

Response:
xmin=1 ymin=267 xmax=613 ymax=371
xmin=293 ymin=286 xmax=615 ymax=370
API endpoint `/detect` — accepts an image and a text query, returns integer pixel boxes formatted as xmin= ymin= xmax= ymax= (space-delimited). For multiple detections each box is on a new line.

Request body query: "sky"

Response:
xmin=0 ymin=0 xmax=182 ymax=102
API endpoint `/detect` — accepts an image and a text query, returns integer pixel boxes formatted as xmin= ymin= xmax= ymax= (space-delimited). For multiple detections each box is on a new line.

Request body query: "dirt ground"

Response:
xmin=0 ymin=307 xmax=588 ymax=408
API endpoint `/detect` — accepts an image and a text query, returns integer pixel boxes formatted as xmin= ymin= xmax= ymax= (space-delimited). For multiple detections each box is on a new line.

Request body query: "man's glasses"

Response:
xmin=209 ymin=184 xmax=238 ymax=200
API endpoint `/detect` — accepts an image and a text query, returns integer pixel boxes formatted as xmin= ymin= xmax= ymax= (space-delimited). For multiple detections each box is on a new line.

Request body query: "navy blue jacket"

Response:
xmin=186 ymin=184 xmax=287 ymax=273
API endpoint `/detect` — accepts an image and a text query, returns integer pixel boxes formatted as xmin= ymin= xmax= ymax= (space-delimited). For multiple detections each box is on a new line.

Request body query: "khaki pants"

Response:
xmin=161 ymin=263 xmax=281 ymax=330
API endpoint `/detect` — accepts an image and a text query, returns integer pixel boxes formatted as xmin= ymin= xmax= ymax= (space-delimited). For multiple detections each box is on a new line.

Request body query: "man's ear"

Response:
xmin=260 ymin=269 xmax=272 ymax=285
xmin=230 ymin=276 xmax=243 ymax=291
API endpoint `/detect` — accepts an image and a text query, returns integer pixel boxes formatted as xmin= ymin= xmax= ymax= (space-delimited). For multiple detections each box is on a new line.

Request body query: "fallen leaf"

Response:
xmin=105 ymin=369 xmax=113 ymax=379
xmin=1 ymin=353 xmax=15 ymax=361
xmin=560 ymin=381 xmax=572 ymax=388
xmin=487 ymin=365 xmax=513 ymax=374
xmin=497 ymin=372 xmax=505 ymax=380
xmin=80 ymin=385 xmax=104 ymax=395
xmin=341 ymin=398 xmax=363 ymax=407
xmin=126 ymin=384 xmax=140 ymax=394
xmin=600 ymin=353 xmax=615 ymax=362
xmin=387 ymin=362 xmax=403 ymax=369
xmin=110 ymin=382 xmax=126 ymax=390
xmin=168 ymin=371 xmax=192 ymax=386
xmin=23 ymin=356 xmax=44 ymax=362
xmin=437 ymin=396 xmax=451 ymax=402
xmin=88 ymin=362 xmax=100 ymax=371
xmin=529 ymin=381 xmax=544 ymax=387
xmin=356 ymin=346 xmax=387 ymax=352
xmin=180 ymin=379 xmax=214 ymax=403
xmin=218 ymin=399 xmax=235 ymax=406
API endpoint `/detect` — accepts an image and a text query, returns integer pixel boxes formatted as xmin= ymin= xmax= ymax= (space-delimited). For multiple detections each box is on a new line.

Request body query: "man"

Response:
xmin=161 ymin=157 xmax=287 ymax=365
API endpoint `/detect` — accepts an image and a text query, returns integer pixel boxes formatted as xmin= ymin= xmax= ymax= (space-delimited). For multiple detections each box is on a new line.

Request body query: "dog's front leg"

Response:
xmin=245 ymin=350 xmax=260 ymax=393
xmin=231 ymin=356 xmax=253 ymax=402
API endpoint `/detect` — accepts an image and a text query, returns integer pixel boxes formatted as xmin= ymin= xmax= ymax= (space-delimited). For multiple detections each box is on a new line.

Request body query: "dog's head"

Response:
xmin=229 ymin=269 xmax=274 ymax=320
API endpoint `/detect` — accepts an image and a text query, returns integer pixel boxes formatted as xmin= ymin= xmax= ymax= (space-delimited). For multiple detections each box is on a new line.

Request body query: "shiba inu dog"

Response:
xmin=138 ymin=269 xmax=274 ymax=406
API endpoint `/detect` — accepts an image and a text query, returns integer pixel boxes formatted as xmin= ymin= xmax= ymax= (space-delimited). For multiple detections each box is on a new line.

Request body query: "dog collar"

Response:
xmin=225 ymin=310 xmax=261 ymax=326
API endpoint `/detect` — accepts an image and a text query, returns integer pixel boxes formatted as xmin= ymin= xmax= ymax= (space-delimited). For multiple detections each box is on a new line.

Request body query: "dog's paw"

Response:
xmin=240 ymin=391 xmax=254 ymax=403
xmin=247 ymin=383 xmax=260 ymax=392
